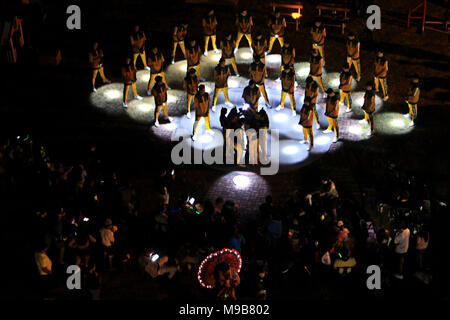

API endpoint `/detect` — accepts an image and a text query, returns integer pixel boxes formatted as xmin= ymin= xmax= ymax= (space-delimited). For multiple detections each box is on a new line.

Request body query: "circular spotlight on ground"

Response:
xmin=103 ymin=89 xmax=121 ymax=100
xmin=283 ymin=145 xmax=300 ymax=155
xmin=178 ymin=63 xmax=188 ymax=72
xmin=374 ymin=112 xmax=414 ymax=135
xmin=163 ymin=122 xmax=177 ymax=130
xmin=232 ymin=175 xmax=250 ymax=189
xmin=273 ymin=112 xmax=289 ymax=123
xmin=235 ymin=48 xmax=253 ymax=63
xmin=138 ymin=103 xmax=152 ymax=112
xmin=265 ymin=54 xmax=281 ymax=68
xmin=137 ymin=71 xmax=150 ymax=83
xmin=348 ymin=124 xmax=363 ymax=135
xmin=315 ymin=135 xmax=331 ymax=145
xmin=324 ymin=72 xmax=357 ymax=91
xmin=199 ymin=133 xmax=214 ymax=144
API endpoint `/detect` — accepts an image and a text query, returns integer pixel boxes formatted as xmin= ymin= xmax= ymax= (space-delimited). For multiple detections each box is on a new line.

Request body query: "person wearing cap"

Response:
xmin=276 ymin=65 xmax=297 ymax=117
xmin=346 ymin=32 xmax=361 ymax=81
xmin=308 ymin=48 xmax=325 ymax=93
xmin=339 ymin=63 xmax=353 ymax=112
xmin=220 ymin=33 xmax=239 ymax=76
xmin=172 ymin=23 xmax=188 ymax=64
xmin=310 ymin=19 xmax=326 ymax=62
xmin=122 ymin=57 xmax=143 ymax=108
xmin=268 ymin=10 xmax=286 ymax=54
xmin=202 ymin=9 xmax=219 ymax=56
xmin=299 ymin=97 xmax=314 ymax=151
xmin=374 ymin=50 xmax=389 ymax=101
xmin=252 ymin=33 xmax=267 ymax=64
xmin=250 ymin=57 xmax=270 ymax=107
xmin=184 ymin=68 xmax=200 ymax=119
xmin=213 ymin=58 xmax=232 ymax=111
xmin=242 ymin=80 xmax=261 ymax=111
xmin=89 ymin=42 xmax=111 ymax=92
xmin=324 ymin=88 xmax=339 ymax=142
xmin=130 ymin=25 xmax=150 ymax=70
xmin=100 ymin=218 xmax=118 ymax=269
xmin=280 ymin=39 xmax=295 ymax=72
xmin=152 ymin=76 xmax=170 ymax=127
xmin=193 ymin=84 xmax=213 ymax=140
xmin=361 ymin=82 xmax=376 ymax=135
xmin=235 ymin=10 xmax=253 ymax=51
xmin=186 ymin=39 xmax=203 ymax=80
xmin=405 ymin=76 xmax=420 ymax=127
xmin=147 ymin=47 xmax=168 ymax=96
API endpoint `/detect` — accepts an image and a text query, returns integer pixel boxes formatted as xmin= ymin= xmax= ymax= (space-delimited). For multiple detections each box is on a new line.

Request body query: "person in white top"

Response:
xmin=99 ymin=218 xmax=118 ymax=269
xmin=35 ymin=246 xmax=52 ymax=276
xmin=393 ymin=224 xmax=410 ymax=279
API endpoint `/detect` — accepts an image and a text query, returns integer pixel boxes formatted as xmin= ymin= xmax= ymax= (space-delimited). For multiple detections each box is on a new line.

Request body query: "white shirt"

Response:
xmin=100 ymin=227 xmax=115 ymax=247
xmin=394 ymin=228 xmax=410 ymax=254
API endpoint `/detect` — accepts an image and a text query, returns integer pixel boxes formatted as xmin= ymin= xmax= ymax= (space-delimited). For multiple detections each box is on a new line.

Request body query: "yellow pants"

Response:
xmin=123 ymin=82 xmax=138 ymax=104
xmin=236 ymin=32 xmax=252 ymax=48
xmin=204 ymin=35 xmax=217 ymax=52
xmin=374 ymin=77 xmax=388 ymax=97
xmin=327 ymin=117 xmax=339 ymax=137
xmin=257 ymin=84 xmax=270 ymax=105
xmin=213 ymin=87 xmax=230 ymax=106
xmin=173 ymin=41 xmax=186 ymax=59
xmin=188 ymin=65 xmax=201 ymax=79
xmin=225 ymin=57 xmax=239 ymax=74
xmin=148 ymin=72 xmax=167 ymax=91
xmin=193 ymin=116 xmax=211 ymax=135
xmin=155 ymin=102 xmax=169 ymax=122
xmin=312 ymin=43 xmax=324 ymax=58
xmin=281 ymin=91 xmax=295 ymax=110
xmin=268 ymin=36 xmax=284 ymax=51
xmin=187 ymin=94 xmax=195 ymax=113
xmin=339 ymin=90 xmax=352 ymax=109
xmin=310 ymin=75 xmax=325 ymax=93
xmin=364 ymin=111 xmax=374 ymax=133
xmin=408 ymin=103 xmax=417 ymax=121
xmin=346 ymin=56 xmax=360 ymax=80
xmin=92 ymin=67 xmax=106 ymax=88
xmin=312 ymin=104 xmax=320 ymax=126
xmin=133 ymin=51 xmax=148 ymax=68
xmin=303 ymin=127 xmax=314 ymax=146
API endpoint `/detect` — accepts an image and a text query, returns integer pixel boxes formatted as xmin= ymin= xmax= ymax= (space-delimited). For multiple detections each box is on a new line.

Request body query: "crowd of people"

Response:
xmin=0 ymin=132 xmax=436 ymax=300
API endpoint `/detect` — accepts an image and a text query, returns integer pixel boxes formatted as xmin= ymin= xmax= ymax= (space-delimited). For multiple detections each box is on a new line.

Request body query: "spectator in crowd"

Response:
xmin=393 ymin=221 xmax=410 ymax=280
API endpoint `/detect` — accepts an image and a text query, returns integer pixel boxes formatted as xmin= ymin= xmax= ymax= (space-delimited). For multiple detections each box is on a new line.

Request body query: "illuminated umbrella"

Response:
xmin=197 ymin=248 xmax=242 ymax=289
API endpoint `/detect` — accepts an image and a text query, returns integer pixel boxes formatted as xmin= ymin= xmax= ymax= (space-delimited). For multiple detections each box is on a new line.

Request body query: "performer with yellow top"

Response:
xmin=172 ymin=23 xmax=188 ymax=64
xmin=184 ymin=68 xmax=200 ymax=119
xmin=192 ymin=84 xmax=214 ymax=140
xmin=267 ymin=10 xmax=286 ymax=54
xmin=405 ymin=75 xmax=420 ymax=127
xmin=89 ymin=42 xmax=111 ymax=92
xmin=147 ymin=47 xmax=168 ymax=96
xmin=220 ymin=33 xmax=239 ymax=76
xmin=339 ymin=63 xmax=353 ymax=112
xmin=374 ymin=50 xmax=389 ymax=101
xmin=212 ymin=58 xmax=232 ymax=111
xmin=122 ymin=57 xmax=143 ymax=108
xmin=299 ymin=97 xmax=315 ymax=151
xmin=152 ymin=76 xmax=171 ymax=127
xmin=310 ymin=19 xmax=326 ymax=62
xmin=308 ymin=48 xmax=325 ymax=93
xmin=361 ymin=82 xmax=376 ymax=136
xmin=305 ymin=76 xmax=321 ymax=129
xmin=235 ymin=10 xmax=253 ymax=52
xmin=346 ymin=32 xmax=361 ymax=81
xmin=250 ymin=56 xmax=270 ymax=107
xmin=276 ymin=65 xmax=297 ymax=117
xmin=186 ymin=39 xmax=204 ymax=81
xmin=202 ymin=10 xmax=219 ymax=56
xmin=324 ymin=88 xmax=339 ymax=142
xmin=130 ymin=25 xmax=150 ymax=70
xmin=280 ymin=39 xmax=295 ymax=72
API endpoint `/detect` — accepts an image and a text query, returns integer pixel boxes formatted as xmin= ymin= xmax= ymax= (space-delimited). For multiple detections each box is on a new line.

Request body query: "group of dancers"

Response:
xmin=89 ymin=9 xmax=422 ymax=154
